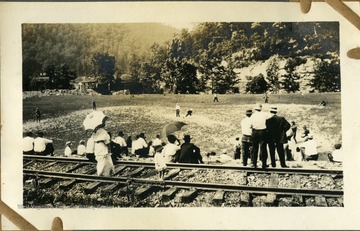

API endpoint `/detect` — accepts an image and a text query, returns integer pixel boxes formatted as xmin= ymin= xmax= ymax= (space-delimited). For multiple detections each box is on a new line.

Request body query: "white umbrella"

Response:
xmin=83 ymin=111 xmax=109 ymax=131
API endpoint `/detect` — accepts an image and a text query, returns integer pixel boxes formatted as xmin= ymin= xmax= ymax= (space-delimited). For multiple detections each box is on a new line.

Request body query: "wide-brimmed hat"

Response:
xmin=79 ymin=140 xmax=85 ymax=144
xmin=308 ymin=134 xmax=313 ymax=139
xmin=245 ymin=109 xmax=252 ymax=115
xmin=254 ymin=103 xmax=262 ymax=111
xmin=155 ymin=145 xmax=164 ymax=152
xmin=66 ymin=141 xmax=71 ymax=145
xmin=270 ymin=107 xmax=278 ymax=113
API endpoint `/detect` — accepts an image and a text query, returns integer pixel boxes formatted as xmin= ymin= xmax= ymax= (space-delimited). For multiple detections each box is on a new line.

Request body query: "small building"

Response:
xmin=72 ymin=76 xmax=98 ymax=92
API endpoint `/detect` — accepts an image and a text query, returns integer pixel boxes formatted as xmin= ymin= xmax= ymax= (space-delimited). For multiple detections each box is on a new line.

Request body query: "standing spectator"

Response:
xmin=77 ymin=140 xmax=86 ymax=156
xmin=154 ymin=146 xmax=167 ymax=180
xmin=233 ymin=137 xmax=241 ymax=160
xmin=132 ymin=133 xmax=149 ymax=157
xmin=92 ymin=124 xmax=114 ymax=176
xmin=64 ymin=141 xmax=72 ymax=157
xmin=241 ymin=109 xmax=253 ymax=166
xmin=264 ymin=93 xmax=269 ymax=103
xmin=290 ymin=121 xmax=297 ymax=143
xmin=266 ymin=107 xmax=291 ymax=168
xmin=35 ymin=108 xmax=41 ymax=123
xmin=161 ymin=135 xmax=181 ymax=163
xmin=23 ymin=131 xmax=35 ymax=155
xmin=299 ymin=134 xmax=318 ymax=161
xmin=175 ymin=103 xmax=181 ymax=117
xmin=250 ymin=103 xmax=270 ymax=169
xmin=92 ymin=100 xmax=97 ymax=110
xmin=34 ymin=131 xmax=54 ymax=156
xmin=114 ymin=131 xmax=128 ymax=156
xmin=213 ymin=93 xmax=219 ymax=103
xmin=178 ymin=135 xmax=204 ymax=164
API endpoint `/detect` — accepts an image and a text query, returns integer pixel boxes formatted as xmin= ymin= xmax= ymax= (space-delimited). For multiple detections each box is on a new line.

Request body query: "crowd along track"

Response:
xmin=23 ymin=155 xmax=344 ymax=207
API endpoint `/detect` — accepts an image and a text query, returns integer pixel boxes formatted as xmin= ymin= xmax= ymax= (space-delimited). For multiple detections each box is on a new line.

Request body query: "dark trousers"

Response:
xmin=35 ymin=143 xmax=54 ymax=156
xmin=135 ymin=147 xmax=149 ymax=158
xmin=234 ymin=148 xmax=241 ymax=159
xmin=242 ymin=141 xmax=251 ymax=166
xmin=86 ymin=153 xmax=97 ymax=162
xmin=268 ymin=141 xmax=286 ymax=167
xmin=251 ymin=130 xmax=268 ymax=167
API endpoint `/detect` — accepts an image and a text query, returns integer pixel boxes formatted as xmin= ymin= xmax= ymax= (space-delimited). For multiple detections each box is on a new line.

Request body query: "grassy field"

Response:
xmin=23 ymin=92 xmax=341 ymax=155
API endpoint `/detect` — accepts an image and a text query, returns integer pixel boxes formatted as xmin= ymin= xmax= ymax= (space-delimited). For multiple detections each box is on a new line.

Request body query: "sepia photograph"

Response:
xmin=22 ymin=22 xmax=343 ymax=208
xmin=1 ymin=2 xmax=360 ymax=230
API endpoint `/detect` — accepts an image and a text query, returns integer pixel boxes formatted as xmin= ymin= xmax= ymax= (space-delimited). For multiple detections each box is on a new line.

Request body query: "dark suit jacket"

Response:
xmin=266 ymin=115 xmax=291 ymax=143
xmin=179 ymin=142 xmax=203 ymax=164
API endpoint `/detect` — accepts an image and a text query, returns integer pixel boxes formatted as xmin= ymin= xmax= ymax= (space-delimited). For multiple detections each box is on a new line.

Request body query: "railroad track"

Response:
xmin=23 ymin=155 xmax=344 ymax=207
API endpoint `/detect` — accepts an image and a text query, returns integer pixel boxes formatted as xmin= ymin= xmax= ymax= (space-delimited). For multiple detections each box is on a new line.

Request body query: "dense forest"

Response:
xmin=22 ymin=22 xmax=340 ymax=94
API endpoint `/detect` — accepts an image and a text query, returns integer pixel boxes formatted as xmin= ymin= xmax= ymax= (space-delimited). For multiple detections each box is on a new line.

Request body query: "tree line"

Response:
xmin=22 ymin=22 xmax=340 ymax=94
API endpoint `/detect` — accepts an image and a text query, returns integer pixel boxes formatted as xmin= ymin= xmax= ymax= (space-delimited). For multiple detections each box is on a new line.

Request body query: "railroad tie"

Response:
xmin=265 ymin=193 xmax=277 ymax=206
xmin=66 ymin=163 xmax=86 ymax=173
xmin=162 ymin=187 xmax=178 ymax=203
xmin=240 ymin=192 xmax=250 ymax=206
xmin=135 ymin=185 xmax=159 ymax=199
xmin=59 ymin=179 xmax=77 ymax=190
xmin=291 ymin=195 xmax=304 ymax=206
xmin=103 ymin=183 xmax=122 ymax=193
xmin=337 ymin=197 xmax=343 ymax=206
xmin=128 ymin=167 xmax=145 ymax=177
xmin=113 ymin=165 xmax=127 ymax=175
xmin=292 ymin=175 xmax=302 ymax=189
xmin=39 ymin=178 xmax=57 ymax=187
xmin=269 ymin=173 xmax=279 ymax=188
xmin=180 ymin=189 xmax=198 ymax=203
xmin=84 ymin=182 xmax=103 ymax=194
xmin=315 ymin=196 xmax=328 ymax=207
xmin=163 ymin=168 xmax=181 ymax=180
xmin=212 ymin=190 xmax=225 ymax=206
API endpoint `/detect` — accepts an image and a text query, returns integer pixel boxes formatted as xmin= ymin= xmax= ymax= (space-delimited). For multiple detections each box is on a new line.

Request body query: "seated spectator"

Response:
xmin=293 ymin=147 xmax=304 ymax=162
xmin=64 ymin=141 xmax=72 ymax=157
xmin=162 ymin=135 xmax=180 ymax=163
xmin=114 ymin=131 xmax=129 ymax=156
xmin=328 ymin=143 xmax=343 ymax=163
xmin=126 ymin=135 xmax=133 ymax=148
xmin=108 ymin=132 xmax=121 ymax=163
xmin=148 ymin=141 xmax=155 ymax=157
xmin=132 ymin=133 xmax=149 ymax=158
xmin=34 ymin=131 xmax=54 ymax=156
xmin=233 ymin=137 xmax=241 ymax=160
xmin=152 ymin=134 xmax=162 ymax=149
xmin=300 ymin=125 xmax=310 ymax=142
xmin=179 ymin=135 xmax=204 ymax=164
xmin=23 ymin=131 xmax=34 ymax=155
xmin=77 ymin=140 xmax=86 ymax=156
xmin=299 ymin=134 xmax=318 ymax=161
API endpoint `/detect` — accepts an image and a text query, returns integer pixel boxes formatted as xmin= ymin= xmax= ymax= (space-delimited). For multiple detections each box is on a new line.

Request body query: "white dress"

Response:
xmin=92 ymin=128 xmax=114 ymax=176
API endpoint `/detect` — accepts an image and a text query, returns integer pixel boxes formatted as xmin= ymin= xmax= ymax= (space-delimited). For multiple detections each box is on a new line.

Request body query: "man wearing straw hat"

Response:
xmin=250 ymin=103 xmax=270 ymax=169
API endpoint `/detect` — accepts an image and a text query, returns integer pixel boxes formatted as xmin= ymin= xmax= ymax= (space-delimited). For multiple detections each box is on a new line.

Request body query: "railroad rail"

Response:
xmin=23 ymin=155 xmax=344 ymax=207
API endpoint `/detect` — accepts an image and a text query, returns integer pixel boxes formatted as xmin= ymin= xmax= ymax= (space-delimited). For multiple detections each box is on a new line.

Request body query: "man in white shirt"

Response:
xmin=23 ymin=131 xmax=35 ymax=155
xmin=132 ymin=133 xmax=149 ymax=157
xmin=114 ymin=131 xmax=128 ymax=156
xmin=34 ymin=131 xmax=54 ymax=156
xmin=64 ymin=141 xmax=72 ymax=157
xmin=250 ymin=103 xmax=271 ymax=169
xmin=299 ymin=135 xmax=318 ymax=161
xmin=77 ymin=140 xmax=86 ymax=156
xmin=241 ymin=109 xmax=253 ymax=166
xmin=152 ymin=134 xmax=162 ymax=147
